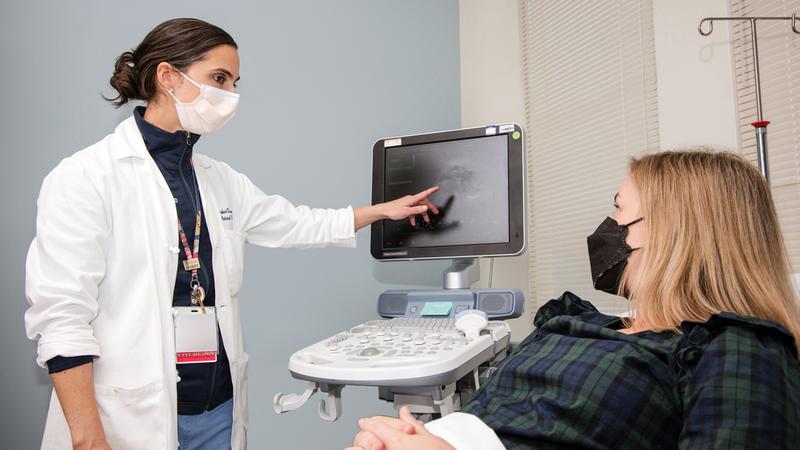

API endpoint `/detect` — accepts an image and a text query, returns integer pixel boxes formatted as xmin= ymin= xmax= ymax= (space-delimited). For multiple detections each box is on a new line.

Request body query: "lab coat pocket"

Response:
xmin=223 ymin=229 xmax=246 ymax=298
xmin=94 ymin=379 xmax=166 ymax=449
xmin=233 ymin=352 xmax=250 ymax=432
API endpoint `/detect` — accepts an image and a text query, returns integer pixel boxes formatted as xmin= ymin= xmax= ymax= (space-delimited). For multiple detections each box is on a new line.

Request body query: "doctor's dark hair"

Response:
xmin=106 ymin=18 xmax=237 ymax=107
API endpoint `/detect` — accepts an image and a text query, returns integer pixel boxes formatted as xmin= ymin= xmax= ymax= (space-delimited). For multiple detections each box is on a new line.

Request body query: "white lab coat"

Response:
xmin=24 ymin=116 xmax=356 ymax=449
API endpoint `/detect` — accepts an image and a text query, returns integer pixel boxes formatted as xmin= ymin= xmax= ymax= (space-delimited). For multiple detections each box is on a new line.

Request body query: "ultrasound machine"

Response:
xmin=273 ymin=123 xmax=527 ymax=422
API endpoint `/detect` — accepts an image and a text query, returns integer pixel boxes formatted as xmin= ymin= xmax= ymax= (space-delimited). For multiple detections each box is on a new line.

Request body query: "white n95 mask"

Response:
xmin=167 ymin=70 xmax=239 ymax=135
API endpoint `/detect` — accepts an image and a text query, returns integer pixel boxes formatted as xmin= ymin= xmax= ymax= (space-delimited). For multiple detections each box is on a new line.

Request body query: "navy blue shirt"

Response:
xmin=47 ymin=109 xmax=233 ymax=416
xmin=134 ymin=107 xmax=232 ymax=415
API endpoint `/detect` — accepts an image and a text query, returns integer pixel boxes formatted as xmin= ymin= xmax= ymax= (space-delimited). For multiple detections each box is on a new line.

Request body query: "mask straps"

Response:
xmin=165 ymin=87 xmax=180 ymax=103
xmin=177 ymin=70 xmax=202 ymax=89
xmin=622 ymin=217 xmax=644 ymax=228
xmin=161 ymin=65 xmax=201 ymax=103
xmin=623 ymin=217 xmax=644 ymax=252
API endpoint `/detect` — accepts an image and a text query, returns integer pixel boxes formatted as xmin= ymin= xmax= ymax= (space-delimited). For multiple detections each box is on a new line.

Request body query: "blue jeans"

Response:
xmin=178 ymin=398 xmax=233 ymax=450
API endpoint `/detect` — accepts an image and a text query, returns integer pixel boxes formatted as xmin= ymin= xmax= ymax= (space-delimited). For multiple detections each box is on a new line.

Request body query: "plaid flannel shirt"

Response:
xmin=460 ymin=292 xmax=800 ymax=449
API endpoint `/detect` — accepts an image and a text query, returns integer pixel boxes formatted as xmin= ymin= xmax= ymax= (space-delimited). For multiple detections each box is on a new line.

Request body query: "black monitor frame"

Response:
xmin=371 ymin=123 xmax=526 ymax=261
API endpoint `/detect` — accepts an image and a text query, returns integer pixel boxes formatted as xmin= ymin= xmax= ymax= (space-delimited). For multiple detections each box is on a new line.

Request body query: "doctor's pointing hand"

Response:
xmin=24 ymin=18 xmax=436 ymax=450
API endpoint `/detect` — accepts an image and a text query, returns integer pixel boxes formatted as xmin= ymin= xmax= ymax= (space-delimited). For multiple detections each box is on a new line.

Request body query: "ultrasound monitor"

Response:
xmin=272 ymin=125 xmax=527 ymax=423
xmin=371 ymin=123 xmax=526 ymax=271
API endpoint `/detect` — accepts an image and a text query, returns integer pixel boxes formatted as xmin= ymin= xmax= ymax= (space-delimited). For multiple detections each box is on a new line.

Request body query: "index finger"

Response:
xmin=359 ymin=416 xmax=415 ymax=435
xmin=398 ymin=407 xmax=428 ymax=435
xmin=411 ymin=186 xmax=439 ymax=202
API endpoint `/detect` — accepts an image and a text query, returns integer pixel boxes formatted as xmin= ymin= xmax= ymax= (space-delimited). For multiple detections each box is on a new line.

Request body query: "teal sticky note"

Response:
xmin=421 ymin=302 xmax=452 ymax=316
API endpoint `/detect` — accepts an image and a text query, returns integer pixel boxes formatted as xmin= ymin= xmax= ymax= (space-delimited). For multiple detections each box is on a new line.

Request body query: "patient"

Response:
xmin=347 ymin=150 xmax=800 ymax=450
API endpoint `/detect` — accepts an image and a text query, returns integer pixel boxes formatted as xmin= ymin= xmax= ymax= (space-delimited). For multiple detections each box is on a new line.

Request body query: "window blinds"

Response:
xmin=730 ymin=0 xmax=800 ymax=270
xmin=519 ymin=0 xmax=660 ymax=315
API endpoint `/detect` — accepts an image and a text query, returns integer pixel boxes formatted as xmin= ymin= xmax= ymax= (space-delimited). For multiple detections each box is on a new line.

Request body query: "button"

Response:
xmin=383 ymin=336 xmax=393 ymax=341
xmin=678 ymin=346 xmax=702 ymax=365
xmin=401 ymin=336 xmax=412 ymax=342
xmin=413 ymin=339 xmax=425 ymax=345
xmin=410 ymin=306 xmax=418 ymax=313
xmin=358 ymin=347 xmax=381 ymax=357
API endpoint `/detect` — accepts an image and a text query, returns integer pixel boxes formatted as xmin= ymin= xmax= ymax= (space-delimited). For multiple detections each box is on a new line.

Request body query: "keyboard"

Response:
xmin=287 ymin=317 xmax=511 ymax=386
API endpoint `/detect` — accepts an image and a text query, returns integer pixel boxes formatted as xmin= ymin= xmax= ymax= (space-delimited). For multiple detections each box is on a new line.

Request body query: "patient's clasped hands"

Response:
xmin=346 ymin=407 xmax=455 ymax=450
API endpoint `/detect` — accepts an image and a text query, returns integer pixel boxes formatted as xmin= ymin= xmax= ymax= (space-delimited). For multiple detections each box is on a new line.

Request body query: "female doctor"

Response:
xmin=24 ymin=18 xmax=438 ymax=450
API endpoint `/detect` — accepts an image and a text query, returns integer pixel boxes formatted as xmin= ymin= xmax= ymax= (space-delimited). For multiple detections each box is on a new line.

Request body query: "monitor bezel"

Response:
xmin=371 ymin=123 xmax=526 ymax=261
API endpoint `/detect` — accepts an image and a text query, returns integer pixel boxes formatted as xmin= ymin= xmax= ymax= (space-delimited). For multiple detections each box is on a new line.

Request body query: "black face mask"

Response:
xmin=587 ymin=216 xmax=643 ymax=297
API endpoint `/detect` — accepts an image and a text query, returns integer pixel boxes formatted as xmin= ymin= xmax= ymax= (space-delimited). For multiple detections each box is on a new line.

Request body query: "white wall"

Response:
xmin=459 ymin=0 xmax=531 ymax=338
xmin=652 ymin=0 xmax=740 ymax=150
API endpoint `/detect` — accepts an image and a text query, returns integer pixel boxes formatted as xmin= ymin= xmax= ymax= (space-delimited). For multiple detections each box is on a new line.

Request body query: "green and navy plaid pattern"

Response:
xmin=460 ymin=292 xmax=800 ymax=449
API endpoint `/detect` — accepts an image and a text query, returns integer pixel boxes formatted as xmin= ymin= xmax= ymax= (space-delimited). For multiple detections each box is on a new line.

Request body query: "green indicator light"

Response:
xmin=512 ymin=131 xmax=521 ymax=140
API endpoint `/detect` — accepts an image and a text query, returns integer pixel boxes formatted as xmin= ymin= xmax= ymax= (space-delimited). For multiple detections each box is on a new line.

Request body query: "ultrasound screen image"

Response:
xmin=383 ymin=135 xmax=509 ymax=248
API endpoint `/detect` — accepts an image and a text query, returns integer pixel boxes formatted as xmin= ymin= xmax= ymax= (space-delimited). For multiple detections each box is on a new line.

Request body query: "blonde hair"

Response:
xmin=623 ymin=150 xmax=800 ymax=355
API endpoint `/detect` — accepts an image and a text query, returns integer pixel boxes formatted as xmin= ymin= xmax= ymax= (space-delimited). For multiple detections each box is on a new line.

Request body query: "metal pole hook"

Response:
xmin=698 ymin=18 xmax=714 ymax=36
xmin=792 ymin=13 xmax=799 ymax=34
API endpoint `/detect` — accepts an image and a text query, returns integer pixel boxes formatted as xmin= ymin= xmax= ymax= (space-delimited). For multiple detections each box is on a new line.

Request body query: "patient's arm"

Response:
xmin=677 ymin=325 xmax=800 ymax=449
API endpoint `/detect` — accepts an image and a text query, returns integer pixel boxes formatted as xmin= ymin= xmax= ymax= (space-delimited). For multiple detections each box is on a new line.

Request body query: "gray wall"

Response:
xmin=0 ymin=1 xmax=460 ymax=448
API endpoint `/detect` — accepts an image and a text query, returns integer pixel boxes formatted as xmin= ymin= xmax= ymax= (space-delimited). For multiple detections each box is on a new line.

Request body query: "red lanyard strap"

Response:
xmin=177 ymin=211 xmax=206 ymax=311
xmin=178 ymin=211 xmax=201 ymax=272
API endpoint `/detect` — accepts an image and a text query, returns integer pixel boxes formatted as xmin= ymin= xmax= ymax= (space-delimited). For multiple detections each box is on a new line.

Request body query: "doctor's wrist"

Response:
xmin=372 ymin=203 xmax=391 ymax=221
xmin=72 ymin=431 xmax=111 ymax=450
xmin=354 ymin=205 xmax=388 ymax=231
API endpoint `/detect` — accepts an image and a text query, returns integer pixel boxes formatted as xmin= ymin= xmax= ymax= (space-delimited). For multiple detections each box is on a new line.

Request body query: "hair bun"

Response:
xmin=107 ymin=50 xmax=140 ymax=107
xmin=105 ymin=19 xmax=237 ymax=108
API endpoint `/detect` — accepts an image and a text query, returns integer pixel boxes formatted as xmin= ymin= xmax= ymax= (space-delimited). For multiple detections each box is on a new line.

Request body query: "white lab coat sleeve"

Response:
xmin=425 ymin=412 xmax=507 ymax=450
xmin=25 ymin=157 xmax=108 ymax=368
xmin=234 ymin=170 xmax=357 ymax=249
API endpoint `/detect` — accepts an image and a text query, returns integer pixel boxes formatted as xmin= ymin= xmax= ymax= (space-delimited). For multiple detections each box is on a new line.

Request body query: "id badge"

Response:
xmin=173 ymin=307 xmax=218 ymax=364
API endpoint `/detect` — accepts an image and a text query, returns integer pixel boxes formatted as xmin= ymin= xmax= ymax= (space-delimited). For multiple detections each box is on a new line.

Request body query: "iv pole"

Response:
xmin=698 ymin=13 xmax=800 ymax=181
